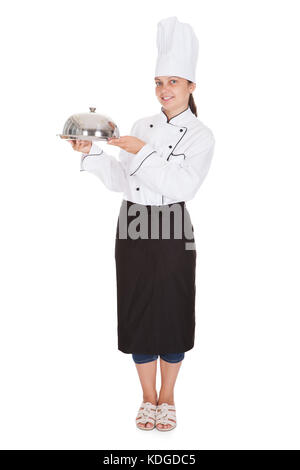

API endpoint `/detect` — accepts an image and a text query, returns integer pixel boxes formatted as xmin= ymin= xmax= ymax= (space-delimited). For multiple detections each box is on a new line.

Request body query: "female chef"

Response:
xmin=68 ymin=17 xmax=215 ymax=431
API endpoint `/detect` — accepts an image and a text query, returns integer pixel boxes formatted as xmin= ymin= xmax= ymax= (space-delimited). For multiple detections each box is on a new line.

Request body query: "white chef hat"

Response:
xmin=155 ymin=16 xmax=199 ymax=83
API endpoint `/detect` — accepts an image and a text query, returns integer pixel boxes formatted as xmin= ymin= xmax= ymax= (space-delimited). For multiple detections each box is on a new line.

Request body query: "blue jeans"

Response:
xmin=132 ymin=352 xmax=185 ymax=364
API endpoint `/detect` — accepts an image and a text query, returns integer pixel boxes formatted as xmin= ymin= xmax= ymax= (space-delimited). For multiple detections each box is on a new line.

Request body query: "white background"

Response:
xmin=1 ymin=0 xmax=300 ymax=450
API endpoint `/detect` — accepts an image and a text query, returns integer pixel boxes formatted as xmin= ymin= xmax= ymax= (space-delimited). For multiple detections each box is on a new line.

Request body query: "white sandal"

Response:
xmin=156 ymin=403 xmax=177 ymax=431
xmin=135 ymin=401 xmax=156 ymax=430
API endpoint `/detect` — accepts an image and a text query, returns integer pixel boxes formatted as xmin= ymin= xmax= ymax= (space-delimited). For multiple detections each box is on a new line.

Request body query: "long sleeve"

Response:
xmin=80 ymin=142 xmax=128 ymax=193
xmin=127 ymin=128 xmax=215 ymax=201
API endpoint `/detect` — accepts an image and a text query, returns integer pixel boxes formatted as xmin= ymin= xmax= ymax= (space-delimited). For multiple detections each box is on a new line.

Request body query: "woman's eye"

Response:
xmin=155 ymin=80 xmax=176 ymax=86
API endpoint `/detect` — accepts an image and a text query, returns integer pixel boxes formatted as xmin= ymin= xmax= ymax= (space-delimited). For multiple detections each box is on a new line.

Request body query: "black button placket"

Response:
xmin=133 ymin=121 xmax=188 ymax=203
xmin=166 ymin=126 xmax=187 ymax=161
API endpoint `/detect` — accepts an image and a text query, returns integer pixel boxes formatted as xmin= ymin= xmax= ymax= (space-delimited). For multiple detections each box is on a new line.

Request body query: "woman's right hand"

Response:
xmin=68 ymin=139 xmax=92 ymax=154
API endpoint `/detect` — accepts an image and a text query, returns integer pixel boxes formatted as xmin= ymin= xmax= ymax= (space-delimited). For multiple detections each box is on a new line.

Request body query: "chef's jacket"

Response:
xmin=80 ymin=106 xmax=215 ymax=205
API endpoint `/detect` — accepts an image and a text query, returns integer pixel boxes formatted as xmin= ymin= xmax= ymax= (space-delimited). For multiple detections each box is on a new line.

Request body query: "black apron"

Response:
xmin=114 ymin=199 xmax=196 ymax=354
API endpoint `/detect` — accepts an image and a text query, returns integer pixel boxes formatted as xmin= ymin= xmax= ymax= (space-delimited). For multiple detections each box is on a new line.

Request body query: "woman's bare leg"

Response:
xmin=135 ymin=360 xmax=158 ymax=429
xmin=157 ymin=358 xmax=182 ymax=429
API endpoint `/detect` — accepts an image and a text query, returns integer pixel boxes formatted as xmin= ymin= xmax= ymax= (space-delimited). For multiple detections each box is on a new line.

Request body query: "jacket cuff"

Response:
xmin=80 ymin=141 xmax=103 ymax=171
xmin=128 ymin=143 xmax=158 ymax=176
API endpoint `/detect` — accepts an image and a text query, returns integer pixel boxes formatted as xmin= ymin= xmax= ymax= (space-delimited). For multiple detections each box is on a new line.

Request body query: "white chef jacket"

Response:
xmin=80 ymin=106 xmax=215 ymax=205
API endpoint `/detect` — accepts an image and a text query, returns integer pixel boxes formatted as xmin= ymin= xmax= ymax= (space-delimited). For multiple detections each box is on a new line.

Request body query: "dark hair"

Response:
xmin=187 ymin=80 xmax=197 ymax=117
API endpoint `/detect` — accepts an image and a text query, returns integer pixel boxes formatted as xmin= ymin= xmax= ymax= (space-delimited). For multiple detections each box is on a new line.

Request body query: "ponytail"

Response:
xmin=187 ymin=80 xmax=197 ymax=117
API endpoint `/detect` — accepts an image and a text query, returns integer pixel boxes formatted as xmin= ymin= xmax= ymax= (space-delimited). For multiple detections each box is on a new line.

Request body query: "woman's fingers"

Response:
xmin=67 ymin=139 xmax=76 ymax=149
xmin=106 ymin=136 xmax=145 ymax=154
xmin=67 ymin=139 xmax=91 ymax=153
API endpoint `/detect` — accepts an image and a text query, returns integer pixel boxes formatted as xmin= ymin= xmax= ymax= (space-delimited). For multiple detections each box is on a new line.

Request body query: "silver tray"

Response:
xmin=57 ymin=134 xmax=111 ymax=142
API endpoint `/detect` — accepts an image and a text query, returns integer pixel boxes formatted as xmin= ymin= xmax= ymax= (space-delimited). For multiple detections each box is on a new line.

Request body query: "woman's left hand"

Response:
xmin=107 ymin=136 xmax=146 ymax=154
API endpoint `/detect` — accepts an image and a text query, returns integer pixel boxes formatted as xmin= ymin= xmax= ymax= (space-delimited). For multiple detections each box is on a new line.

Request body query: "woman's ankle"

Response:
xmin=143 ymin=391 xmax=158 ymax=405
xmin=158 ymin=390 xmax=174 ymax=405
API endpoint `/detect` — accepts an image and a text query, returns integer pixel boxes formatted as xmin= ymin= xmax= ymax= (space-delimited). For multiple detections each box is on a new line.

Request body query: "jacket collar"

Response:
xmin=156 ymin=105 xmax=196 ymax=126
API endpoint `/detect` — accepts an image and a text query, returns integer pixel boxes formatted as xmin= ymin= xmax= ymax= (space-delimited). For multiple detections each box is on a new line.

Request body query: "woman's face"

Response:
xmin=154 ymin=76 xmax=196 ymax=113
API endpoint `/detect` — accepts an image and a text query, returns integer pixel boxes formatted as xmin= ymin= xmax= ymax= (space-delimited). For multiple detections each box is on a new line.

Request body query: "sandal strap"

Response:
xmin=136 ymin=401 xmax=157 ymax=424
xmin=156 ymin=403 xmax=177 ymax=425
